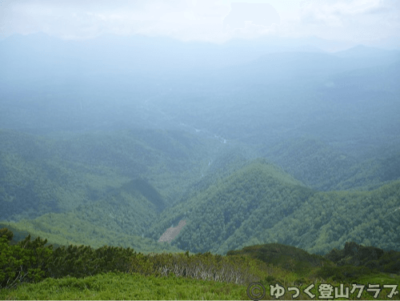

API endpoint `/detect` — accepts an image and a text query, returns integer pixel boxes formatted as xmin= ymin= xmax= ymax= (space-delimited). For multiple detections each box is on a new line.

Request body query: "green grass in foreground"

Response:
xmin=0 ymin=272 xmax=248 ymax=300
xmin=2 ymin=271 xmax=400 ymax=300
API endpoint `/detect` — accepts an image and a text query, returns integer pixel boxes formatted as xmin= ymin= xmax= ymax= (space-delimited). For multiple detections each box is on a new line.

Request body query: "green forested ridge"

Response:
xmin=0 ymin=185 xmax=181 ymax=253
xmin=0 ymin=129 xmax=221 ymax=221
xmin=0 ymin=130 xmax=400 ymax=254
xmin=257 ymin=181 xmax=400 ymax=254
xmin=325 ymin=241 xmax=400 ymax=275
xmin=227 ymin=243 xmax=333 ymax=276
xmin=120 ymin=178 xmax=166 ymax=211
xmin=149 ymin=160 xmax=314 ymax=254
xmin=262 ymin=137 xmax=400 ymax=191
xmin=1 ymin=127 xmax=400 ymax=255
xmin=0 ymin=128 xmax=243 ymax=253
xmin=150 ymin=160 xmax=400 ymax=255
xmin=0 ymin=130 xmax=128 ymax=221
xmin=262 ymin=137 xmax=359 ymax=191
xmin=227 ymin=241 xmax=400 ymax=283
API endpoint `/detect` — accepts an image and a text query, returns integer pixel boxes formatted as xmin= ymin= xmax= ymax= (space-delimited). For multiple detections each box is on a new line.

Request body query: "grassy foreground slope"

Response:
xmin=0 ymin=272 xmax=249 ymax=300
xmin=1 ymin=228 xmax=399 ymax=300
xmin=2 ymin=269 xmax=399 ymax=300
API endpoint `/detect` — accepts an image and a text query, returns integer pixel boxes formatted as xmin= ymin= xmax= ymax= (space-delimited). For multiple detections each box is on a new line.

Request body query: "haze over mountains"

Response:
xmin=0 ymin=33 xmax=399 ymax=255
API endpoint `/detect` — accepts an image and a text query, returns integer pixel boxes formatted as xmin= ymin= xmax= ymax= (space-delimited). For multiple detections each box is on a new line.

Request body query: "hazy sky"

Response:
xmin=0 ymin=0 xmax=399 ymax=47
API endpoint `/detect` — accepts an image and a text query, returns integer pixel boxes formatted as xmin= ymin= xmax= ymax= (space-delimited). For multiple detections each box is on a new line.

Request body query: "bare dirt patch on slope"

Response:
xmin=158 ymin=220 xmax=186 ymax=243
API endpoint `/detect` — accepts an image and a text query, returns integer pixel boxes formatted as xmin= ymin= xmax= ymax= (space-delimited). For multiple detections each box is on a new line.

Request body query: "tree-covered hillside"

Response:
xmin=263 ymin=137 xmax=400 ymax=191
xmin=150 ymin=160 xmax=400 ymax=255
xmin=1 ymin=127 xmax=400 ymax=255
xmin=0 ymin=128 xmax=226 ymax=222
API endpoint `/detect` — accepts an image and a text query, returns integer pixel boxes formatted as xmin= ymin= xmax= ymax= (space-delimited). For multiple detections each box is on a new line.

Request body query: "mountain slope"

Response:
xmin=2 ymin=129 xmax=399 ymax=255
xmin=150 ymin=160 xmax=400 ymax=255
xmin=0 ymin=129 xmax=223 ymax=222
xmin=149 ymin=160 xmax=313 ymax=254
xmin=262 ymin=137 xmax=400 ymax=191
xmin=258 ymin=180 xmax=400 ymax=254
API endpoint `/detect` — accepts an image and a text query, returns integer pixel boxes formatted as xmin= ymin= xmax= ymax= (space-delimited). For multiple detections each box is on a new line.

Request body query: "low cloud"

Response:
xmin=0 ymin=0 xmax=231 ymax=41
xmin=0 ymin=0 xmax=399 ymax=47
xmin=297 ymin=0 xmax=400 ymax=43
xmin=223 ymin=3 xmax=280 ymax=29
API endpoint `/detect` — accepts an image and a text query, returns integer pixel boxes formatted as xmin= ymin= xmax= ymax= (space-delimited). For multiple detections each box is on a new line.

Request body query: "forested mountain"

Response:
xmin=262 ymin=137 xmax=400 ymax=191
xmin=1 ymin=34 xmax=399 ymax=258
xmin=0 ymin=128 xmax=227 ymax=221
xmin=2 ymin=128 xmax=399 ymax=255
xmin=149 ymin=160 xmax=400 ymax=255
